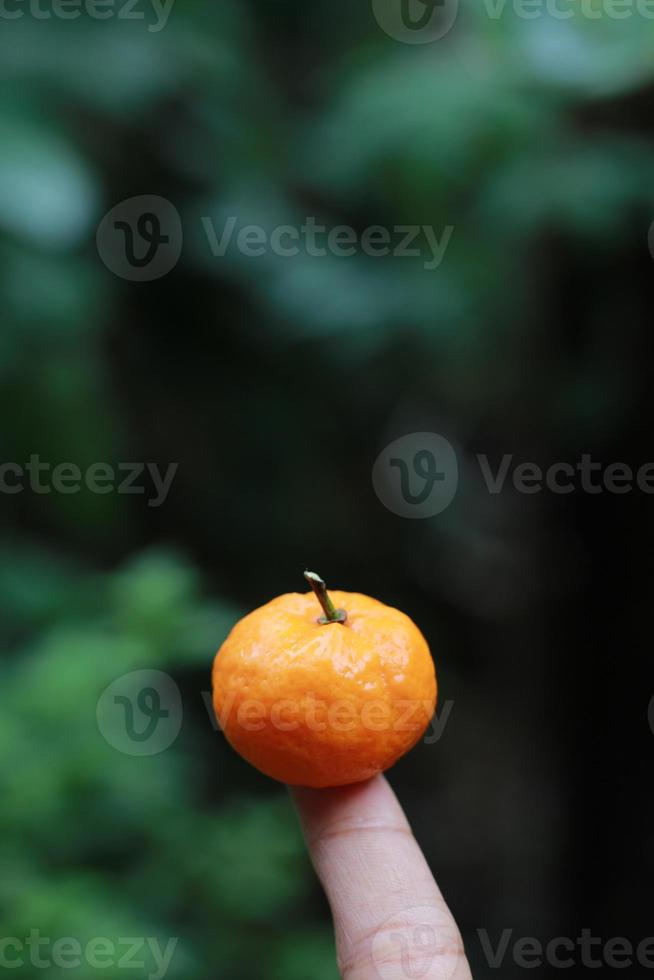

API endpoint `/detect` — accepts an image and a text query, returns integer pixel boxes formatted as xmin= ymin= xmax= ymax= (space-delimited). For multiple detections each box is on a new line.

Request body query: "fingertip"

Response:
xmin=290 ymin=775 xmax=473 ymax=979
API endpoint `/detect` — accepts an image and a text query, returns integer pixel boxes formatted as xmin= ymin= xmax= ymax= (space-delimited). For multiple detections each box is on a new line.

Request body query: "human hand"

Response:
xmin=292 ymin=775 xmax=473 ymax=980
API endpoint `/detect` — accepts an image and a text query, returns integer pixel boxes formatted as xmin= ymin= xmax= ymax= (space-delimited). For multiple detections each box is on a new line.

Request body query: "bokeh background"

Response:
xmin=1 ymin=1 xmax=654 ymax=977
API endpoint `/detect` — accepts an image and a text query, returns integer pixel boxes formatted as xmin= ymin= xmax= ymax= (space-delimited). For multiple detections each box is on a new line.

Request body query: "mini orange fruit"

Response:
xmin=212 ymin=572 xmax=437 ymax=788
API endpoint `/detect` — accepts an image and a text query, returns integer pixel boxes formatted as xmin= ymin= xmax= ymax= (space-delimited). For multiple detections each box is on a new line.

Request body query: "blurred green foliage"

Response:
xmin=1 ymin=0 xmax=653 ymax=977
xmin=0 ymin=548 xmax=329 ymax=978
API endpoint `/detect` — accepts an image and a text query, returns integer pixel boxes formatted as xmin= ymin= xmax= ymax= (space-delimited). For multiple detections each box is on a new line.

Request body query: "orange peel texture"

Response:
xmin=212 ymin=590 xmax=437 ymax=788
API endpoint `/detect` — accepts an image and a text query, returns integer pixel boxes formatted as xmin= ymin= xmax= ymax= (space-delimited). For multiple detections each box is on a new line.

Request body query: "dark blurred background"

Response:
xmin=1 ymin=1 xmax=654 ymax=977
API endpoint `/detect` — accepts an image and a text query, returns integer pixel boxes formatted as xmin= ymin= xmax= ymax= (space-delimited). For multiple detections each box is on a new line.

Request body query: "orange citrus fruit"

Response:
xmin=212 ymin=572 xmax=437 ymax=787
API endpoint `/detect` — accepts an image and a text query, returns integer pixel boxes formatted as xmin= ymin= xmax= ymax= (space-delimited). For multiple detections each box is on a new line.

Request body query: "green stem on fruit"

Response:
xmin=304 ymin=570 xmax=347 ymax=625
